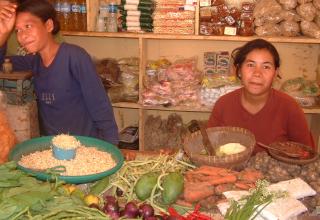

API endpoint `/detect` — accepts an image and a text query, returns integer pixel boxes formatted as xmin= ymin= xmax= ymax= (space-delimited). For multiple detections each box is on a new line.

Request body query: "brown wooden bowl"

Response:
xmin=268 ymin=141 xmax=319 ymax=165
xmin=183 ymin=126 xmax=256 ymax=169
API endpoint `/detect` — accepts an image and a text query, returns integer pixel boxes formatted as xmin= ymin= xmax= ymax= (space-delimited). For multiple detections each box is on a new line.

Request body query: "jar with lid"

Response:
xmin=2 ymin=58 xmax=13 ymax=74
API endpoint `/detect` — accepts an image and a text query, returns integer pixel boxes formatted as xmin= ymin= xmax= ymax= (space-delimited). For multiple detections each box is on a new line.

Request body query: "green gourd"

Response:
xmin=161 ymin=172 xmax=184 ymax=204
xmin=135 ymin=172 xmax=158 ymax=201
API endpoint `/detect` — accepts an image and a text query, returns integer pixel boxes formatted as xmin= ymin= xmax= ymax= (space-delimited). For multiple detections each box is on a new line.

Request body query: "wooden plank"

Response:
xmin=139 ymin=37 xmax=146 ymax=151
xmin=61 ymin=31 xmax=320 ymax=44
xmin=112 ymin=102 xmax=140 ymax=109
xmin=0 ymin=71 xmax=32 ymax=80
xmin=86 ymin=0 xmax=99 ymax=31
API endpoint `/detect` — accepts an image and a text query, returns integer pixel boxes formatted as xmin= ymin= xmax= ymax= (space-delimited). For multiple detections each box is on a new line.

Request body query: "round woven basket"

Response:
xmin=183 ymin=126 xmax=256 ymax=169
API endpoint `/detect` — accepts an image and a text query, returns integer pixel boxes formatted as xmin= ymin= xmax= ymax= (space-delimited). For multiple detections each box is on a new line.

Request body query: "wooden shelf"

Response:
xmin=62 ymin=31 xmax=320 ymax=44
xmin=303 ymin=108 xmax=320 ymax=114
xmin=112 ymin=102 xmax=320 ymax=114
xmin=112 ymin=102 xmax=140 ymax=109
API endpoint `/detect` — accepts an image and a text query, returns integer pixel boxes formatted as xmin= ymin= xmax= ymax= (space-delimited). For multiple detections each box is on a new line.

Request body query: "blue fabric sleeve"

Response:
xmin=69 ymin=48 xmax=119 ymax=144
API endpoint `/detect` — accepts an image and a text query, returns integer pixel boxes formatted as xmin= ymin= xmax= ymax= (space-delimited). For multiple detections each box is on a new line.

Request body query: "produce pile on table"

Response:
xmin=0 ymin=161 xmax=110 ymax=220
xmin=247 ymin=151 xmax=320 ymax=212
xmin=3 ymin=148 xmax=320 ymax=220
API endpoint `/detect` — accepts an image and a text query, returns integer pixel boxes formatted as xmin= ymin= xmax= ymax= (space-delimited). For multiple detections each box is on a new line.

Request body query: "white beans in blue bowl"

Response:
xmin=52 ymin=134 xmax=80 ymax=160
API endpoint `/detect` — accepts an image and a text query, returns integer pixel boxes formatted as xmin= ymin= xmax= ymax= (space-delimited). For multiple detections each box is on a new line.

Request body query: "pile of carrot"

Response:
xmin=181 ymin=166 xmax=263 ymax=205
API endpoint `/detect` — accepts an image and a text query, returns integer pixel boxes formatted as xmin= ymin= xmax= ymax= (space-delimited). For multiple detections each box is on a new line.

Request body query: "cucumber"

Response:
xmin=161 ymin=172 xmax=184 ymax=205
xmin=135 ymin=172 xmax=158 ymax=201
xmin=89 ymin=176 xmax=110 ymax=196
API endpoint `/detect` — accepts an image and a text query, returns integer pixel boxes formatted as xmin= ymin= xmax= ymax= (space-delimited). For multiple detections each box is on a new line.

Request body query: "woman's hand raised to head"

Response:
xmin=0 ymin=3 xmax=17 ymax=45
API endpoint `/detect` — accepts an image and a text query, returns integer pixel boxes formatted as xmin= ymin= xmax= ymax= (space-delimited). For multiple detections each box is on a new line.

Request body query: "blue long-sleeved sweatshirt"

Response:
xmin=0 ymin=43 xmax=119 ymax=145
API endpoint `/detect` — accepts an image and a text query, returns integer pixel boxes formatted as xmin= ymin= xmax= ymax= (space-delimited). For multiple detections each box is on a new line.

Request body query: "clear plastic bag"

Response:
xmin=296 ymin=3 xmax=317 ymax=22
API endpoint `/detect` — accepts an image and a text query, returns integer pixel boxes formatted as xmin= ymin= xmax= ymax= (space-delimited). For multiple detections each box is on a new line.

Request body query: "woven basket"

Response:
xmin=183 ymin=126 xmax=255 ymax=169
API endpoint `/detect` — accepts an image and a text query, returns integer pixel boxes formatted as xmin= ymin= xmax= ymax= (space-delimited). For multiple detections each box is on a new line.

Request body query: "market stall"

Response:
xmin=1 ymin=130 xmax=320 ymax=220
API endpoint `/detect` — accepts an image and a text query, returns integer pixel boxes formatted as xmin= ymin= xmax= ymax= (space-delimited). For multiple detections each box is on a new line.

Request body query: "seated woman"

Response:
xmin=207 ymin=39 xmax=314 ymax=153
xmin=0 ymin=0 xmax=119 ymax=145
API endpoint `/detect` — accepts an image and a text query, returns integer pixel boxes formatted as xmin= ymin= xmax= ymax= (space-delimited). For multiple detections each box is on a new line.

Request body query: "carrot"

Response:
xmin=234 ymin=181 xmax=255 ymax=190
xmin=191 ymin=166 xmax=228 ymax=176
xmin=183 ymin=182 xmax=215 ymax=202
xmin=192 ymin=174 xmax=224 ymax=182
xmin=206 ymin=174 xmax=237 ymax=186
xmin=215 ymin=183 xmax=234 ymax=195
xmin=238 ymin=169 xmax=263 ymax=183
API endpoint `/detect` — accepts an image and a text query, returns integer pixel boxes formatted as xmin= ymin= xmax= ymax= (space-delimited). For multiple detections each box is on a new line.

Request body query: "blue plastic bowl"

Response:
xmin=9 ymin=136 xmax=124 ymax=184
xmin=52 ymin=144 xmax=76 ymax=160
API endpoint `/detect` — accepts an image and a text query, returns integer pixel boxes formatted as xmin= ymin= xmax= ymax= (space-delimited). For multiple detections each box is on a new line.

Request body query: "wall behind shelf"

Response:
xmin=64 ymin=36 xmax=139 ymax=59
xmin=145 ymin=40 xmax=320 ymax=83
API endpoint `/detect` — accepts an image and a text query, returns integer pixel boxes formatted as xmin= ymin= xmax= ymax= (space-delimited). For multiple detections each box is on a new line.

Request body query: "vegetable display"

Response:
xmin=0 ymin=161 xmax=111 ymax=219
xmin=104 ymin=153 xmax=194 ymax=213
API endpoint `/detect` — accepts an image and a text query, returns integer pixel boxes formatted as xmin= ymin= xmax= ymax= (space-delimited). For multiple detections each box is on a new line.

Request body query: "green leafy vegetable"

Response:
xmin=225 ymin=180 xmax=283 ymax=220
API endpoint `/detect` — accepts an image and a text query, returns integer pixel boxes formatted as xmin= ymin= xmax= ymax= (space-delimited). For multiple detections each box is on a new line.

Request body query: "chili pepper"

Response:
xmin=185 ymin=204 xmax=213 ymax=220
xmin=167 ymin=204 xmax=213 ymax=220
xmin=167 ymin=207 xmax=186 ymax=220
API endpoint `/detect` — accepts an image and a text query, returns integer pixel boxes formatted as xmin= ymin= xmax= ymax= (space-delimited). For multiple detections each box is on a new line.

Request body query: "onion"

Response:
xmin=104 ymin=195 xmax=117 ymax=204
xmin=139 ymin=203 xmax=155 ymax=219
xmin=123 ymin=201 xmax=139 ymax=218
xmin=103 ymin=201 xmax=119 ymax=213
xmin=108 ymin=210 xmax=120 ymax=219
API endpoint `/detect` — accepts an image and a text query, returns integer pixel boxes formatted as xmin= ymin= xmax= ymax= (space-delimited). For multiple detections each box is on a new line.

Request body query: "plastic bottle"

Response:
xmin=107 ymin=2 xmax=118 ymax=32
xmin=60 ymin=0 xmax=71 ymax=30
xmin=54 ymin=0 xmax=63 ymax=29
xmin=70 ymin=0 xmax=81 ymax=31
xmin=96 ymin=0 xmax=108 ymax=32
xmin=79 ymin=0 xmax=87 ymax=31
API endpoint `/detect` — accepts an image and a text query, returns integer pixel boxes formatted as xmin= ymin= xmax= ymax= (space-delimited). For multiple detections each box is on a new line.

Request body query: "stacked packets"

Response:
xmin=153 ymin=0 xmax=196 ymax=34
xmin=119 ymin=0 xmax=154 ymax=32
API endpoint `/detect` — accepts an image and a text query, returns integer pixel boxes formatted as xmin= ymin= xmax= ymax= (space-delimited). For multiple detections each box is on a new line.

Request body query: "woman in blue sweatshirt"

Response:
xmin=0 ymin=0 xmax=119 ymax=145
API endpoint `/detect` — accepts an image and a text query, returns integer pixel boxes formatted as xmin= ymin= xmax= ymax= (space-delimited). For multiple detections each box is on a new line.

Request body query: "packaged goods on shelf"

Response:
xmin=204 ymin=51 xmax=230 ymax=76
xmin=200 ymin=84 xmax=241 ymax=107
xmin=153 ymin=19 xmax=194 ymax=27
xmin=119 ymin=0 xmax=155 ymax=32
xmin=280 ymin=77 xmax=320 ymax=107
xmin=153 ymin=9 xmax=195 ymax=19
xmin=199 ymin=1 xmax=255 ymax=36
xmin=143 ymin=57 xmax=202 ymax=107
xmin=153 ymin=1 xmax=195 ymax=34
xmin=144 ymin=113 xmax=187 ymax=150
xmin=253 ymin=0 xmax=320 ymax=38
xmin=97 ymin=57 xmax=139 ymax=103
xmin=96 ymin=58 xmax=121 ymax=88
xmin=153 ymin=26 xmax=195 ymax=34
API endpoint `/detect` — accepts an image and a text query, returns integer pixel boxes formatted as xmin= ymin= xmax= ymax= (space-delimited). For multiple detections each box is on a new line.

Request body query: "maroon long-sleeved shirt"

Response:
xmin=207 ymin=88 xmax=315 ymax=153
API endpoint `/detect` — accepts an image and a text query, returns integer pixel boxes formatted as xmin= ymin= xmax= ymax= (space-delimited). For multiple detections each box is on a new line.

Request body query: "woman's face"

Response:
xmin=240 ymin=49 xmax=278 ymax=96
xmin=15 ymin=12 xmax=53 ymax=54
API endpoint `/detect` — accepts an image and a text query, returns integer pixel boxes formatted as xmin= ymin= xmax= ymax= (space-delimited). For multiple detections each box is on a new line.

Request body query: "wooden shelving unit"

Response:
xmin=62 ymin=0 xmax=320 ymax=150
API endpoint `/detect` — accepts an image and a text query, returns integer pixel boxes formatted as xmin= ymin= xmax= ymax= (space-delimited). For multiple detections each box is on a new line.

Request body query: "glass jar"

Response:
xmin=2 ymin=58 xmax=13 ymax=74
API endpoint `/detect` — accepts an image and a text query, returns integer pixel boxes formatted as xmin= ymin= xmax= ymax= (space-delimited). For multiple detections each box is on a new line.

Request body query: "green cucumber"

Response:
xmin=89 ymin=176 xmax=110 ymax=196
xmin=161 ymin=172 xmax=184 ymax=205
xmin=135 ymin=172 xmax=158 ymax=201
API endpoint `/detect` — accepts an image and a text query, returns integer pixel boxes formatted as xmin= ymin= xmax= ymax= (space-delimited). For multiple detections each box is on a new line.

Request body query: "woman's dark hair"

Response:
xmin=16 ymin=0 xmax=60 ymax=35
xmin=232 ymin=39 xmax=280 ymax=78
